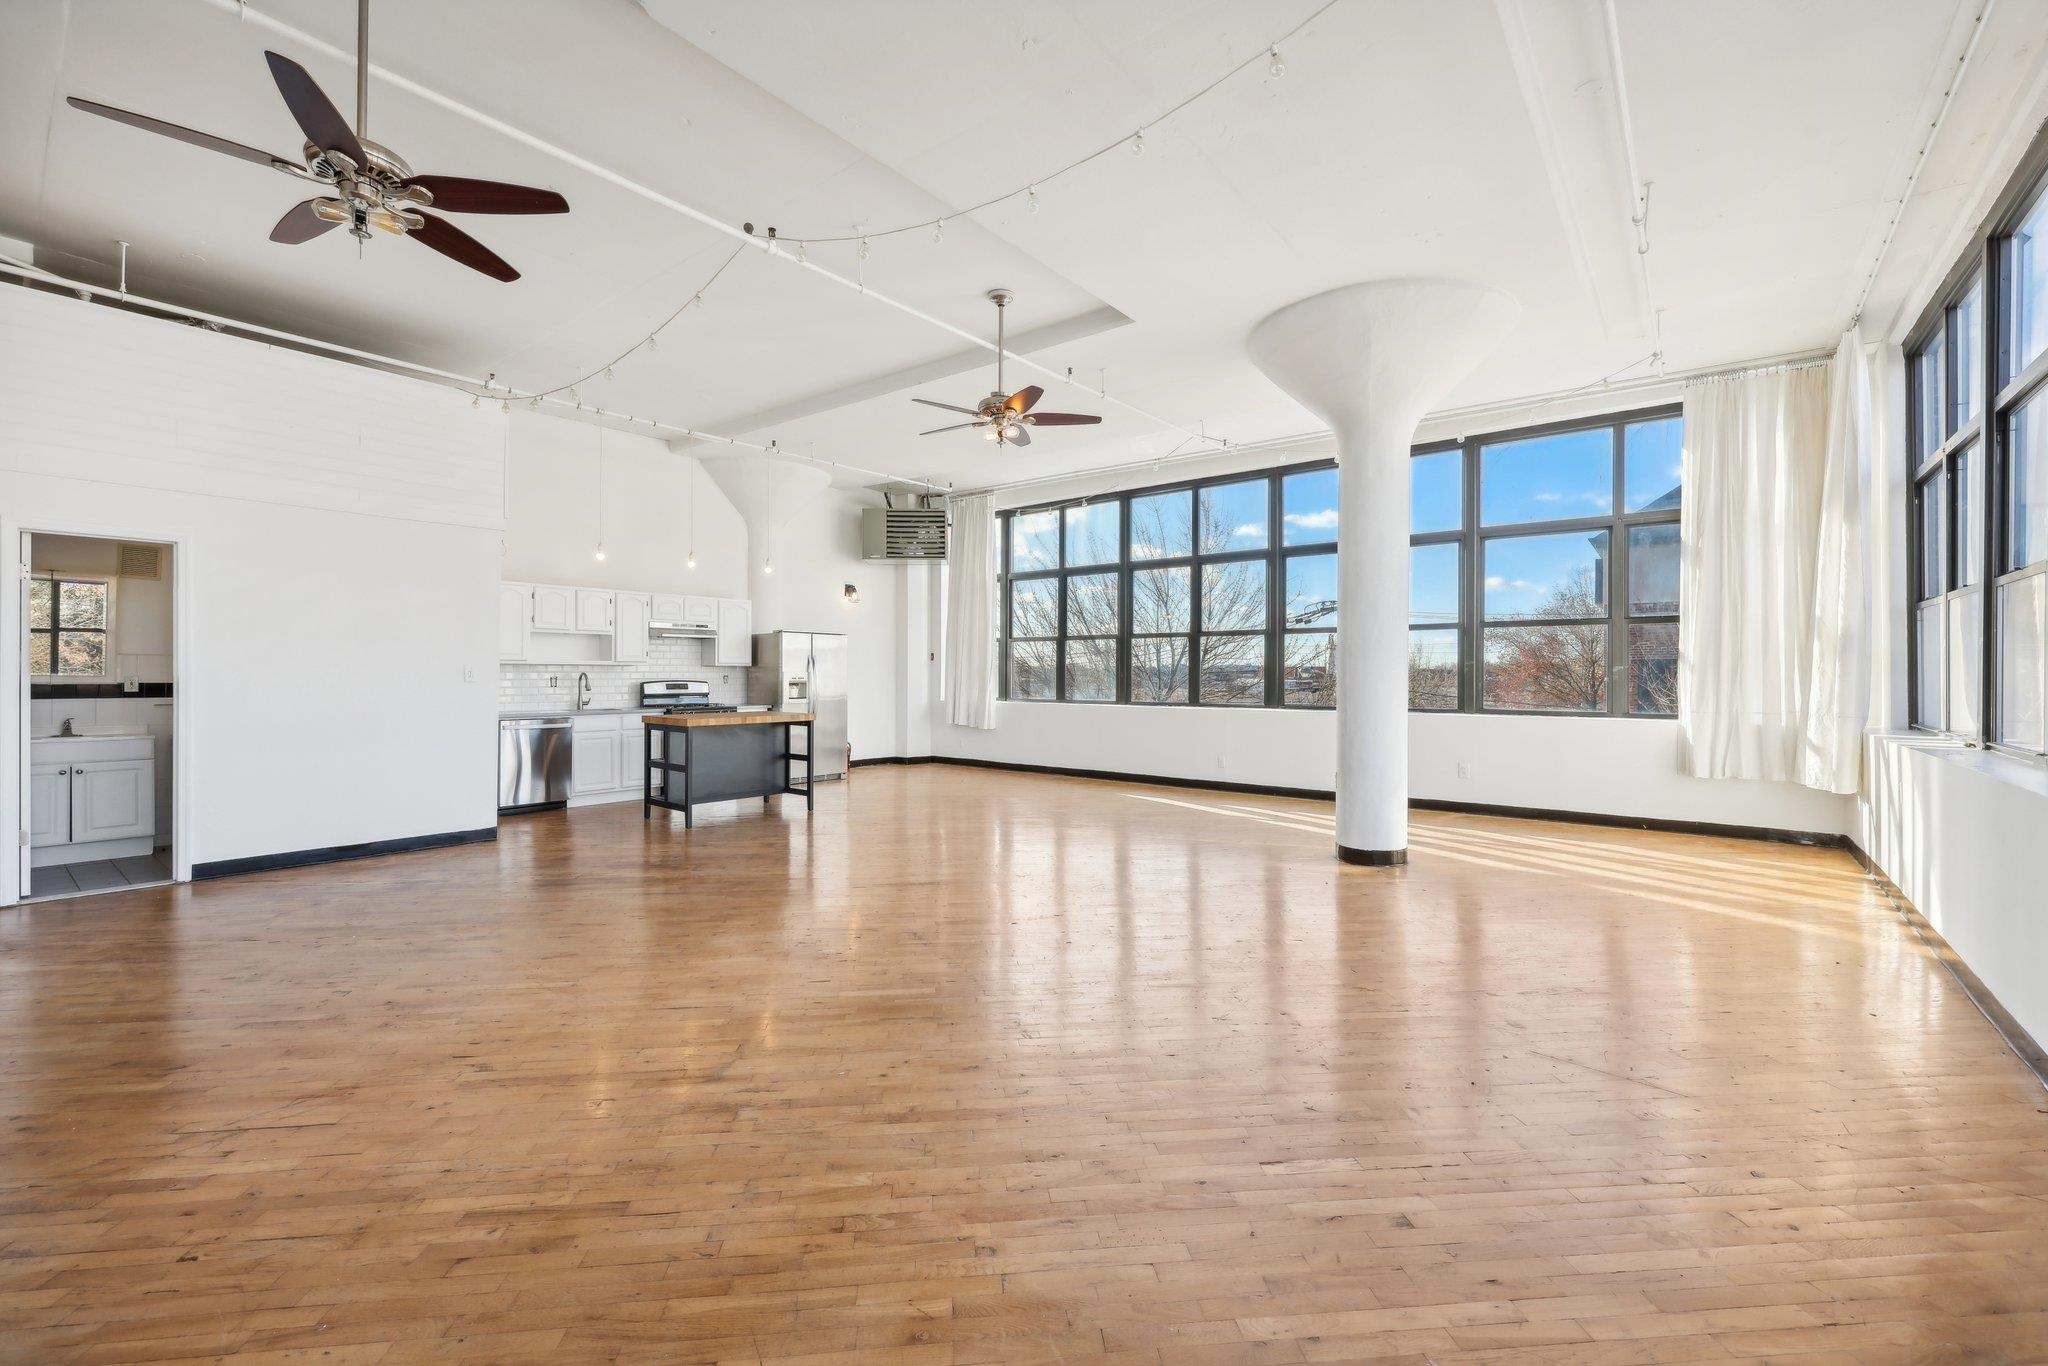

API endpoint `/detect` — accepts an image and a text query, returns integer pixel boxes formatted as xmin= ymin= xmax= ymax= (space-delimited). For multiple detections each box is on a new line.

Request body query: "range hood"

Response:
xmin=649 ymin=619 xmax=716 ymax=637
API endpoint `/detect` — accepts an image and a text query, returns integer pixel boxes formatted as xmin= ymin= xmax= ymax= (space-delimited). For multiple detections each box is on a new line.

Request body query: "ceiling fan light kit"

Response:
xmin=911 ymin=289 xmax=1103 ymax=451
xmin=65 ymin=0 xmax=568 ymax=282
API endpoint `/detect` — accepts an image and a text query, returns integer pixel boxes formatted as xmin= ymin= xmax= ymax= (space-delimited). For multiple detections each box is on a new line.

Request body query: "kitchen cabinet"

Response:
xmin=530 ymin=584 xmax=576 ymax=632
xmin=613 ymin=592 xmax=652 ymax=664
xmin=497 ymin=583 xmax=531 ymax=661
xmin=574 ymin=588 xmax=615 ymax=634
xmin=30 ymin=741 xmax=155 ymax=861
xmin=714 ymin=599 xmax=753 ymax=666
xmin=649 ymin=593 xmax=716 ymax=628
xmin=571 ymin=717 xmax=625 ymax=796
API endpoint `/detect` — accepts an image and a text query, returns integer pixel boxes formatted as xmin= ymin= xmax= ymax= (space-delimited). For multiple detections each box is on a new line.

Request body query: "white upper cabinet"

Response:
xmin=649 ymin=594 xmax=716 ymax=628
xmin=714 ymin=599 xmax=753 ymax=666
xmin=682 ymin=596 xmax=718 ymax=627
xmin=498 ymin=583 xmax=531 ymax=660
xmin=649 ymin=592 xmax=687 ymax=623
xmin=530 ymin=584 xmax=576 ymax=632
xmin=613 ymin=592 xmax=652 ymax=664
xmin=574 ymin=588 xmax=615 ymax=634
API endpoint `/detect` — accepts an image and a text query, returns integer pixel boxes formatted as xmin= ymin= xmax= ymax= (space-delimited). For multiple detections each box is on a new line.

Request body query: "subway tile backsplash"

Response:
xmin=498 ymin=636 xmax=748 ymax=712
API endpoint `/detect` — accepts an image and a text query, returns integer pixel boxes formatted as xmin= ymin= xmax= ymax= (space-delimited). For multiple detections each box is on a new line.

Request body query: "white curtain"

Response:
xmin=1800 ymin=329 xmax=1874 ymax=792
xmin=944 ymin=492 xmax=998 ymax=729
xmin=1678 ymin=360 xmax=1833 ymax=784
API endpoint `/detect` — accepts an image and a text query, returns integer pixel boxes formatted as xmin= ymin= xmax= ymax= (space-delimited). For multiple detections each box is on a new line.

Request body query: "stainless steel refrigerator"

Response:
xmin=747 ymin=631 xmax=847 ymax=781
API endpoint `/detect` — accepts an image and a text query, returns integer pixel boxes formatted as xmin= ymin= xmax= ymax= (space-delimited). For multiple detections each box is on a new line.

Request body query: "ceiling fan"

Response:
xmin=64 ymin=0 xmax=567 ymax=282
xmin=913 ymin=290 xmax=1102 ymax=447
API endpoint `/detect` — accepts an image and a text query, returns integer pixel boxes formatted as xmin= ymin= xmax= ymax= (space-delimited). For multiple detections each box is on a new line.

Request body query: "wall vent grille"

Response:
xmin=117 ymin=543 xmax=163 ymax=580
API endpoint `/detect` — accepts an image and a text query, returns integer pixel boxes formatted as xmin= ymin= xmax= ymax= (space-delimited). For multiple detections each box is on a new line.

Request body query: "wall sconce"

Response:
xmin=842 ymin=583 xmax=860 ymax=605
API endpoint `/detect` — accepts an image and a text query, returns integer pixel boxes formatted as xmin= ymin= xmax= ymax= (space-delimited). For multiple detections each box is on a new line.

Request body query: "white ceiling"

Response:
xmin=3 ymin=0 xmax=2041 ymax=491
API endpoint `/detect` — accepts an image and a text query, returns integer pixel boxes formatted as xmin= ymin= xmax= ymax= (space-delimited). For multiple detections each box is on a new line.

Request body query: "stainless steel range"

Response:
xmin=639 ymin=679 xmax=737 ymax=715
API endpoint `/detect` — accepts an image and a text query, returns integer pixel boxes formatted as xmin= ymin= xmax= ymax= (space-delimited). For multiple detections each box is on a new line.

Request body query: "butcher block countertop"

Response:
xmin=642 ymin=710 xmax=815 ymax=729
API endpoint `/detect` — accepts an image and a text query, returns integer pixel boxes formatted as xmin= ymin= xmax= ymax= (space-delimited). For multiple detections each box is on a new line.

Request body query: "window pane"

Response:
xmin=1948 ymin=591 xmax=1983 ymax=736
xmin=1951 ymin=278 xmax=1982 ymax=428
xmin=1064 ymin=502 xmax=1120 ymax=567
xmin=1131 ymin=566 xmax=1191 ymax=634
xmin=1201 ymin=559 xmax=1267 ymax=631
xmin=1130 ymin=637 xmax=1190 ymax=703
xmin=1198 ymin=634 xmax=1266 ymax=704
xmin=1281 ymin=468 xmax=1338 ymax=545
xmin=28 ymin=578 xmax=52 ymax=630
xmin=1199 ymin=479 xmax=1268 ymax=554
xmin=58 ymin=580 xmax=107 ymax=630
xmin=1411 ymin=448 xmax=1462 ymax=533
xmin=28 ymin=633 xmax=51 ymax=677
xmin=1484 ymin=530 xmax=1609 ymax=620
xmin=1627 ymin=622 xmax=1679 ymax=716
xmin=1914 ymin=601 xmax=1944 ymax=728
xmin=2009 ymin=183 xmax=2048 ymax=381
xmin=1916 ymin=469 xmax=1945 ymax=597
xmin=1129 ymin=490 xmax=1193 ymax=560
xmin=2012 ymin=389 xmax=2047 ymax=571
xmin=1480 ymin=426 xmax=1613 ymax=525
xmin=1008 ymin=640 xmax=1055 ymax=699
xmin=57 ymin=630 xmax=106 ymax=676
xmin=1408 ymin=629 xmax=1458 ymax=710
xmin=1627 ymin=523 xmax=1680 ymax=615
xmin=1065 ymin=572 xmax=1118 ymax=637
xmin=1410 ymin=543 xmax=1459 ymax=626
xmin=1064 ymin=638 xmax=1116 ymax=702
xmin=1482 ymin=624 xmax=1608 ymax=712
xmin=1956 ymin=441 xmax=1984 ymax=587
xmin=1282 ymin=633 xmax=1336 ymax=707
xmin=1913 ymin=335 xmax=1945 ymax=460
xmin=1011 ymin=511 xmax=1059 ymax=572
xmin=1999 ymin=575 xmax=2046 ymax=750
xmin=1623 ymin=417 xmax=1683 ymax=512
xmin=1284 ymin=552 xmax=1337 ymax=629
xmin=1010 ymin=578 xmax=1057 ymax=637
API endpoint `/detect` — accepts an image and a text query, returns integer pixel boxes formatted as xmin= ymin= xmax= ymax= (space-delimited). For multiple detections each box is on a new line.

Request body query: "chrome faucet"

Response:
xmin=576 ymin=672 xmax=593 ymax=710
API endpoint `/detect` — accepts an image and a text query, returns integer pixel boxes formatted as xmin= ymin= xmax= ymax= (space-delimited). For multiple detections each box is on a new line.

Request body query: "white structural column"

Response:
xmin=1249 ymin=281 xmax=1516 ymax=864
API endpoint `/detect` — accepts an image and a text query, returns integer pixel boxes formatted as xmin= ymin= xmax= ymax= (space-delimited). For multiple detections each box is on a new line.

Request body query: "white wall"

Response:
xmin=502 ymin=411 xmax=748 ymax=599
xmin=0 ymin=286 xmax=503 ymax=884
xmin=935 ymin=704 xmax=1853 ymax=835
xmin=747 ymin=488 xmax=908 ymax=761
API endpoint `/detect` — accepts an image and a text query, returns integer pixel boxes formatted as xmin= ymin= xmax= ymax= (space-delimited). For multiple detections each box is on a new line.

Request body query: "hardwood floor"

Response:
xmin=2 ymin=766 xmax=2046 ymax=1364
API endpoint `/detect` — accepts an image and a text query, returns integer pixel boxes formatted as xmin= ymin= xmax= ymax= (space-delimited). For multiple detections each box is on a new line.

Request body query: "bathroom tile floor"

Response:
xmin=27 ymin=852 xmax=172 ymax=901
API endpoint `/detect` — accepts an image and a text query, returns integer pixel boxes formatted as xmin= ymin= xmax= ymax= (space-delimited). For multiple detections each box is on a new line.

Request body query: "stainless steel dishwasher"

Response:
xmin=498 ymin=716 xmax=572 ymax=813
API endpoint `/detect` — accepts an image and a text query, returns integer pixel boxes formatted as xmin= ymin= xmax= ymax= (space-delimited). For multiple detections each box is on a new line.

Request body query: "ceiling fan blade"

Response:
xmin=918 ymin=423 xmax=981 ymax=436
xmin=1006 ymin=425 xmax=1032 ymax=447
xmin=269 ymin=199 xmax=341 ymax=244
xmin=402 ymin=175 xmax=569 ymax=215
xmin=264 ymin=51 xmax=367 ymax=166
xmin=410 ymin=212 xmax=520 ymax=282
xmin=1004 ymin=385 xmax=1044 ymax=415
xmin=1026 ymin=413 xmax=1103 ymax=426
xmin=66 ymin=96 xmax=300 ymax=172
xmin=912 ymin=397 xmax=982 ymax=416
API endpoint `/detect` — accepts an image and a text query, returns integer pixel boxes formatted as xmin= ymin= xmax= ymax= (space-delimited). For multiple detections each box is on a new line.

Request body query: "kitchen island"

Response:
xmin=642 ymin=710 xmax=816 ymax=827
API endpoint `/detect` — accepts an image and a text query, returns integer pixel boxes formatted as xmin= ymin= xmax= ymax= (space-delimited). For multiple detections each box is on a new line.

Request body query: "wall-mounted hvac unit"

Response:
xmin=862 ymin=505 xmax=949 ymax=562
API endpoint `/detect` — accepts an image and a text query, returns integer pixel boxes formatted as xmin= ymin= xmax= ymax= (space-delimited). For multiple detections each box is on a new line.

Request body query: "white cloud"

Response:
xmin=1233 ymin=523 xmax=1264 ymax=538
xmin=1283 ymin=509 xmax=1340 ymax=530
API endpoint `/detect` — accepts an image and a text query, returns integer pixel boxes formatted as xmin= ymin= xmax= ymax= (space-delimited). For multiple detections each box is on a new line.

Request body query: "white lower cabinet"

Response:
xmin=28 ymin=763 xmax=69 ymax=848
xmin=73 ymin=760 xmax=153 ymax=843
xmin=29 ymin=738 xmax=156 ymax=865
xmin=569 ymin=714 xmax=643 ymax=804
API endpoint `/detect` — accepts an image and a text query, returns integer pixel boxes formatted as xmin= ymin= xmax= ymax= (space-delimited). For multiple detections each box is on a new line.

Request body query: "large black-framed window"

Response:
xmin=1412 ymin=406 xmax=1681 ymax=717
xmin=1907 ymin=136 xmax=2048 ymax=759
xmin=996 ymin=404 xmax=1681 ymax=715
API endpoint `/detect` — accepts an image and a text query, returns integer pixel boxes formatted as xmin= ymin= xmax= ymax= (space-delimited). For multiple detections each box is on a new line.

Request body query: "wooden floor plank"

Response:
xmin=3 ymin=767 xmax=2046 ymax=1362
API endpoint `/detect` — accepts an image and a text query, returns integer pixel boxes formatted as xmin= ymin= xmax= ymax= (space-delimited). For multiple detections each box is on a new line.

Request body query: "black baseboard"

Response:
xmin=1409 ymin=797 xmax=1849 ymax=849
xmin=926 ymin=755 xmax=1338 ymax=802
xmin=1338 ymin=845 xmax=1407 ymax=866
xmin=192 ymin=826 xmax=496 ymax=881
xmin=849 ymin=755 xmax=937 ymax=768
xmin=1846 ymin=844 xmax=2048 ymax=1088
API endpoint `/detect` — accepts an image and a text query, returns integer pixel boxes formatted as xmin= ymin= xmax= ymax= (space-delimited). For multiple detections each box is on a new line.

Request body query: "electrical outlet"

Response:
xmin=1456 ymin=761 xmax=1471 ymax=780
xmin=463 ymin=666 xmax=477 ymax=683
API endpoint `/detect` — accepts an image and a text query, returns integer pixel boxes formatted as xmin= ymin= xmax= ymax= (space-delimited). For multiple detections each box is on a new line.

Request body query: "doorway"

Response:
xmin=21 ymin=532 xmax=176 ymax=902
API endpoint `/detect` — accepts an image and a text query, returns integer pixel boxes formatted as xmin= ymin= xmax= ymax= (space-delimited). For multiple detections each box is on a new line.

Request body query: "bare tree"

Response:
xmin=1482 ymin=566 xmax=1608 ymax=710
